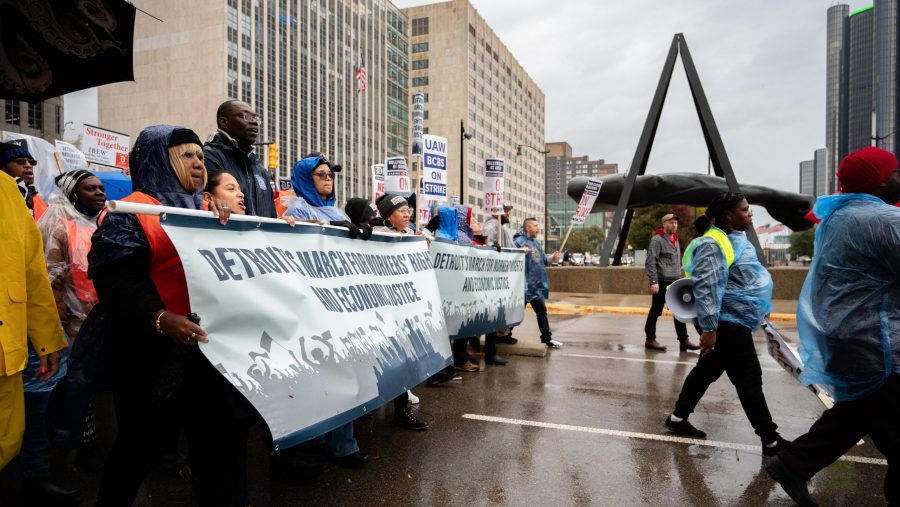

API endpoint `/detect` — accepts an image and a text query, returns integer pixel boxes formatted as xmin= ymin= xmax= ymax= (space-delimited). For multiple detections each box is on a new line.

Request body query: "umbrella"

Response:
xmin=0 ymin=0 xmax=136 ymax=101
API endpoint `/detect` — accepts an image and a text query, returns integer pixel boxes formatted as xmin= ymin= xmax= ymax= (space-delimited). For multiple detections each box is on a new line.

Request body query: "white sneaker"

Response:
xmin=407 ymin=390 xmax=419 ymax=405
xmin=545 ymin=339 xmax=563 ymax=349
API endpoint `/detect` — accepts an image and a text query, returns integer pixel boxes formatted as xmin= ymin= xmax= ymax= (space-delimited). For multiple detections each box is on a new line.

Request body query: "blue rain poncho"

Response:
xmin=797 ymin=193 xmax=900 ymax=402
xmin=284 ymin=156 xmax=349 ymax=222
xmin=513 ymin=228 xmax=550 ymax=301
xmin=684 ymin=228 xmax=772 ymax=332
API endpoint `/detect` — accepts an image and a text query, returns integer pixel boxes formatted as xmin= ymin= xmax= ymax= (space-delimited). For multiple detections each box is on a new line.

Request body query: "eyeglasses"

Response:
xmin=12 ymin=157 xmax=36 ymax=166
xmin=235 ymin=112 xmax=262 ymax=123
xmin=312 ymin=171 xmax=335 ymax=180
xmin=396 ymin=206 xmax=412 ymax=215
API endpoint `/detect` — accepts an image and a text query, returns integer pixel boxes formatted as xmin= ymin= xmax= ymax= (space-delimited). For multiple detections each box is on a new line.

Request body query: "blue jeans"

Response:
xmin=324 ymin=422 xmax=358 ymax=458
xmin=21 ymin=390 xmax=51 ymax=478
xmin=527 ymin=297 xmax=552 ymax=342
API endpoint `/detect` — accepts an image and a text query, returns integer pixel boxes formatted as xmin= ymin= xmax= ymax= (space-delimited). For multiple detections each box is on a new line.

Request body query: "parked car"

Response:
xmin=571 ymin=253 xmax=585 ymax=266
xmin=591 ymin=256 xmax=601 ymax=266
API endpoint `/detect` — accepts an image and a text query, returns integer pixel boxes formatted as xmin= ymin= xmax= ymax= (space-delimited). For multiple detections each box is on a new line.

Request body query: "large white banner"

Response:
xmin=384 ymin=156 xmax=410 ymax=193
xmin=160 ymin=215 xmax=451 ymax=450
xmin=422 ymin=134 xmax=448 ymax=201
xmin=430 ymin=240 xmax=526 ymax=339
xmin=82 ymin=124 xmax=130 ymax=170
xmin=484 ymin=158 xmax=504 ymax=215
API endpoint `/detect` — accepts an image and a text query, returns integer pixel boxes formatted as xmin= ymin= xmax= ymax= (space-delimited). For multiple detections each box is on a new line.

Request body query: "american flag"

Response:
xmin=355 ymin=57 xmax=367 ymax=94
xmin=755 ymin=223 xmax=786 ymax=235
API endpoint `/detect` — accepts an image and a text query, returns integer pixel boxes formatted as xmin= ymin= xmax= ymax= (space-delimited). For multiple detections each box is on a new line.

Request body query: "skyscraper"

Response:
xmin=825 ymin=1 xmax=900 ymax=193
xmin=400 ymin=0 xmax=546 ymax=229
xmin=544 ymin=142 xmax=616 ymax=251
xmin=799 ymin=159 xmax=815 ymax=196
xmin=98 ymin=0 xmax=408 ymax=202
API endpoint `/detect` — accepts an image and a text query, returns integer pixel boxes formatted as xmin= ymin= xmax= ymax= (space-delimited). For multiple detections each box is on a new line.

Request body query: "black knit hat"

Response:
xmin=0 ymin=140 xmax=35 ymax=166
xmin=345 ymin=197 xmax=376 ymax=223
xmin=168 ymin=128 xmax=202 ymax=148
xmin=376 ymin=193 xmax=408 ymax=220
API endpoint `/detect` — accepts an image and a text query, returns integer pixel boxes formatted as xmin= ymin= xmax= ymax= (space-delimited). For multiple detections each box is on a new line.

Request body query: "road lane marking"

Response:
xmin=561 ymin=353 xmax=784 ymax=372
xmin=461 ymin=413 xmax=887 ymax=466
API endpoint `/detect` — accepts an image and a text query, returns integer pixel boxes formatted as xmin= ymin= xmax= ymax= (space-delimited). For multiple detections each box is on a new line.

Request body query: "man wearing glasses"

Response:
xmin=204 ymin=100 xmax=276 ymax=218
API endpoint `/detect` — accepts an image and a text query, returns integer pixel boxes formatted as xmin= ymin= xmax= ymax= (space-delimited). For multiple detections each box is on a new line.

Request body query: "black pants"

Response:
xmin=451 ymin=338 xmax=471 ymax=366
xmin=779 ymin=374 xmax=899 ymax=503
xmin=527 ymin=297 xmax=552 ymax=342
xmin=672 ymin=321 xmax=779 ymax=443
xmin=644 ymin=279 xmax=688 ymax=341
xmin=97 ymin=351 xmax=248 ymax=507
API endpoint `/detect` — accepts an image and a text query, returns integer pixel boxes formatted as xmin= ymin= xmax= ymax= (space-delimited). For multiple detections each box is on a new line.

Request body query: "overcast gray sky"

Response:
xmin=394 ymin=0 xmax=872 ymax=225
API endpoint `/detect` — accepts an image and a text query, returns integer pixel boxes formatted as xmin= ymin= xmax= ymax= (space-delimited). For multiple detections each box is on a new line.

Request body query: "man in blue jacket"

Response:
xmin=766 ymin=147 xmax=900 ymax=507
xmin=513 ymin=218 xmax=561 ymax=348
xmin=203 ymin=100 xmax=276 ymax=218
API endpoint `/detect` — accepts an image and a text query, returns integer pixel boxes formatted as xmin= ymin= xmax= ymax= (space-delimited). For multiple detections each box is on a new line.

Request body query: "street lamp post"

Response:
xmin=460 ymin=120 xmax=472 ymax=204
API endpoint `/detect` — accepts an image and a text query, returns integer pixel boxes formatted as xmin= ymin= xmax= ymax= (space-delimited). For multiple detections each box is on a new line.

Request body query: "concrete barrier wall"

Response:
xmin=547 ymin=266 xmax=809 ymax=299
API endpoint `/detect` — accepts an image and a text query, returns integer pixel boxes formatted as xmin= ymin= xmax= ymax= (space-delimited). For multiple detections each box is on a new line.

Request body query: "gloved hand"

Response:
xmin=330 ymin=220 xmax=360 ymax=239
xmin=493 ymin=243 xmax=502 ymax=253
xmin=357 ymin=223 xmax=373 ymax=240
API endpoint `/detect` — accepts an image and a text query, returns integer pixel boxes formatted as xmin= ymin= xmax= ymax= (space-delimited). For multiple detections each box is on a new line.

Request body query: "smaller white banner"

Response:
xmin=82 ymin=124 xmax=130 ymax=170
xmin=384 ymin=157 xmax=410 ymax=193
xmin=372 ymin=164 xmax=385 ymax=203
xmin=422 ymin=134 xmax=448 ymax=202
xmin=483 ymin=158 xmax=504 ymax=214
xmin=571 ymin=178 xmax=603 ymax=225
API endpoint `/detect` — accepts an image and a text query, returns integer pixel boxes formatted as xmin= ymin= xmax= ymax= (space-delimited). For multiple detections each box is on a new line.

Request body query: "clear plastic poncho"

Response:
xmin=684 ymin=230 xmax=772 ymax=332
xmin=797 ymin=193 xmax=900 ymax=402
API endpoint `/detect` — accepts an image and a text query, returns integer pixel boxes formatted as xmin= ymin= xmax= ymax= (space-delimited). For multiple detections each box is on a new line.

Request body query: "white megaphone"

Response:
xmin=665 ymin=278 xmax=696 ymax=324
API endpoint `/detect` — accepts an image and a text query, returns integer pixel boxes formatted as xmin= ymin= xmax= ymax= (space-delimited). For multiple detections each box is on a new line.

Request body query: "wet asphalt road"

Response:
xmin=47 ymin=312 xmax=888 ymax=506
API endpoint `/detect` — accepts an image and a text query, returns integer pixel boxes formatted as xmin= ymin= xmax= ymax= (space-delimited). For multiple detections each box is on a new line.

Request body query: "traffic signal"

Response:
xmin=267 ymin=143 xmax=278 ymax=169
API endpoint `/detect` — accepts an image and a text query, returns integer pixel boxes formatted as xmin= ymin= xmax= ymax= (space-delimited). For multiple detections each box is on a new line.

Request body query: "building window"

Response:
xmin=27 ymin=102 xmax=42 ymax=130
xmin=412 ymin=17 xmax=429 ymax=36
xmin=5 ymin=100 xmax=20 ymax=125
xmin=412 ymin=76 xmax=429 ymax=86
xmin=468 ymin=24 xmax=476 ymax=37
xmin=412 ymin=42 xmax=429 ymax=53
xmin=412 ymin=59 xmax=429 ymax=70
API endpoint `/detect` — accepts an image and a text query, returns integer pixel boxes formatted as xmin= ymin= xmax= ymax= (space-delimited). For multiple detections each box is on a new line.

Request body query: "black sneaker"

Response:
xmin=664 ymin=416 xmax=707 ymax=438
xmin=762 ymin=437 xmax=792 ymax=457
xmin=393 ymin=405 xmax=429 ymax=431
xmin=496 ymin=336 xmax=518 ymax=344
xmin=765 ymin=456 xmax=818 ymax=507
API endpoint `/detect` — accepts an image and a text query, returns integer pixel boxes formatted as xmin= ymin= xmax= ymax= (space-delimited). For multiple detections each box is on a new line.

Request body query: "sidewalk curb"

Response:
xmin=544 ymin=303 xmax=796 ymax=323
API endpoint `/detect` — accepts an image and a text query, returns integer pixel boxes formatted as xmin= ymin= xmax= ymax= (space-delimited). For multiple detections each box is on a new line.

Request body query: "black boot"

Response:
xmin=23 ymin=478 xmax=80 ymax=507
xmin=484 ymin=333 xmax=508 ymax=365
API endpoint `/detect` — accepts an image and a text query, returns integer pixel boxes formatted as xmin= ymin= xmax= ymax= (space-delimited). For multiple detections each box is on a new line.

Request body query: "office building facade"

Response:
xmin=98 ymin=0 xmax=407 ymax=202
xmin=2 ymin=98 xmax=64 ymax=144
xmin=826 ymin=1 xmax=900 ymax=193
xmin=544 ymin=142 xmax=617 ymax=251
xmin=401 ymin=0 xmax=546 ymax=230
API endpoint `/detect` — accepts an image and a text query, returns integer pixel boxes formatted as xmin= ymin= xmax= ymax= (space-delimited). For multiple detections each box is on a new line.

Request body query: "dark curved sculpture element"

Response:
xmin=567 ymin=173 xmax=814 ymax=231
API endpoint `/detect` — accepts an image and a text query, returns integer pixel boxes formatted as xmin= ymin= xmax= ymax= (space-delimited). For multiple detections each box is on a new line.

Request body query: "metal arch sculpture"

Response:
xmin=591 ymin=33 xmax=778 ymax=266
xmin=567 ymin=173 xmax=814 ymax=232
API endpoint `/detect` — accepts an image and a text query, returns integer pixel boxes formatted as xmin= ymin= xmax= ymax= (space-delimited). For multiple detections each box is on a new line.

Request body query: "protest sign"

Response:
xmin=54 ymin=140 xmax=89 ymax=172
xmin=484 ymin=158 xmax=504 ymax=214
xmin=422 ymin=134 xmax=448 ymax=201
xmin=571 ymin=178 xmax=603 ymax=225
xmin=384 ymin=157 xmax=410 ymax=193
xmin=412 ymin=92 xmax=425 ymax=155
xmin=82 ymin=124 xmax=130 ymax=170
xmin=372 ymin=164 xmax=386 ymax=203
xmin=429 ymin=239 xmax=525 ymax=339
xmin=160 ymin=215 xmax=451 ymax=450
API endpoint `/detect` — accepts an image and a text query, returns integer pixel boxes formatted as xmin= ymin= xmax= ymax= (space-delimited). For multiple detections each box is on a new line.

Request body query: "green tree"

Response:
xmin=565 ymin=224 xmax=606 ymax=253
xmin=627 ymin=204 xmax=674 ymax=250
xmin=789 ymin=227 xmax=816 ymax=258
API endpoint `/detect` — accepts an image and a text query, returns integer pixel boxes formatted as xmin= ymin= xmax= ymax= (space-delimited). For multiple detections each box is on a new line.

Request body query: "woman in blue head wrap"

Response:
xmin=283 ymin=153 xmax=370 ymax=238
xmin=89 ymin=125 xmax=247 ymax=507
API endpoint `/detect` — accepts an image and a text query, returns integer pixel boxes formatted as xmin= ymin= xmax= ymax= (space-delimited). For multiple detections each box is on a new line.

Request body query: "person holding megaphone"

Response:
xmin=663 ymin=192 xmax=790 ymax=459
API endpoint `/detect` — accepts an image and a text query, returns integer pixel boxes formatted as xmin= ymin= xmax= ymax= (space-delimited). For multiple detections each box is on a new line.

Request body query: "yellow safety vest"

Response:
xmin=682 ymin=226 xmax=735 ymax=277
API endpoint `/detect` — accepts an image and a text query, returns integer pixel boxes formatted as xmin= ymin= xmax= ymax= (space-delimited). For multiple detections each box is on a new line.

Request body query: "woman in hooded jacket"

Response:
xmin=89 ymin=125 xmax=246 ymax=507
